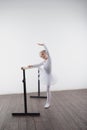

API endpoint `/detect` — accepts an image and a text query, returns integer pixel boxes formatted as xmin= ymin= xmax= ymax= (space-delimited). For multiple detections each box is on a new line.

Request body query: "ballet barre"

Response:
xmin=30 ymin=69 xmax=47 ymax=98
xmin=12 ymin=69 xmax=40 ymax=116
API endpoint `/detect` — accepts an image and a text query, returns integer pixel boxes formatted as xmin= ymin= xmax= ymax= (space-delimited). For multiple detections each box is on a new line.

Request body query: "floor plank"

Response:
xmin=0 ymin=89 xmax=87 ymax=130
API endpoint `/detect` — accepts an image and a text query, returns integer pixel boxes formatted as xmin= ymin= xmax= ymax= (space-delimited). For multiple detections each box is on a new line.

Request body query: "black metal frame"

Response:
xmin=30 ymin=69 xmax=47 ymax=98
xmin=12 ymin=69 xmax=40 ymax=116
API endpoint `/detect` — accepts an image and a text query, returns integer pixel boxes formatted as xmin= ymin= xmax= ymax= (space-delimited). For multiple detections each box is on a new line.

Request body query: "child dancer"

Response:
xmin=21 ymin=43 xmax=52 ymax=108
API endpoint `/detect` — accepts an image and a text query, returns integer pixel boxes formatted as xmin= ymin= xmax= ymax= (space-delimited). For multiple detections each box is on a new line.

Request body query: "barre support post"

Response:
xmin=12 ymin=69 xmax=40 ymax=116
xmin=30 ymin=69 xmax=47 ymax=98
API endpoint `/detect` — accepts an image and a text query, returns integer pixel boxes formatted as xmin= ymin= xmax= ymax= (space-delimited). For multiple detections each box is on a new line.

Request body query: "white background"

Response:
xmin=0 ymin=0 xmax=87 ymax=94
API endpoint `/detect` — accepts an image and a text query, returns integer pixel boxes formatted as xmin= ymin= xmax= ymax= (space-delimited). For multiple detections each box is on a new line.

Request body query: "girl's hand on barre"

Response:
xmin=21 ymin=65 xmax=33 ymax=70
xmin=37 ymin=43 xmax=44 ymax=46
xmin=21 ymin=66 xmax=28 ymax=70
xmin=28 ymin=65 xmax=33 ymax=68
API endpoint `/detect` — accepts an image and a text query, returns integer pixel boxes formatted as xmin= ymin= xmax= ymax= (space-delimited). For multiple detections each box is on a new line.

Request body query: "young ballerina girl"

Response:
xmin=21 ymin=43 xmax=52 ymax=108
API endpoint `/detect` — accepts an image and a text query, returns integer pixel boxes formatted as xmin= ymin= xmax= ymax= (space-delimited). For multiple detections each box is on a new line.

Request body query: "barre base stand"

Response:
xmin=30 ymin=69 xmax=47 ymax=99
xmin=12 ymin=69 xmax=40 ymax=116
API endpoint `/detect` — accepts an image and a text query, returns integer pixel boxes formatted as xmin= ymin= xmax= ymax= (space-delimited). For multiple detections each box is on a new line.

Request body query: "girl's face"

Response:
xmin=40 ymin=52 xmax=48 ymax=60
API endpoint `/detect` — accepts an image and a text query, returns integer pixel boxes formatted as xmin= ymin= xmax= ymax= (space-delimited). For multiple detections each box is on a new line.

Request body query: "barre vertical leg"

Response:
xmin=30 ymin=69 xmax=47 ymax=98
xmin=12 ymin=69 xmax=40 ymax=116
xmin=23 ymin=69 xmax=27 ymax=113
xmin=38 ymin=69 xmax=40 ymax=97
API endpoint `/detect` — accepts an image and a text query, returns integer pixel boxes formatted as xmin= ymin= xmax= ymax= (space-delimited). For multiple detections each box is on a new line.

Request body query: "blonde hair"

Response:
xmin=40 ymin=50 xmax=47 ymax=54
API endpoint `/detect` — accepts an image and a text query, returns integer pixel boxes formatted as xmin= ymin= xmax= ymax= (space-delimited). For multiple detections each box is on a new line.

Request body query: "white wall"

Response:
xmin=0 ymin=0 xmax=87 ymax=94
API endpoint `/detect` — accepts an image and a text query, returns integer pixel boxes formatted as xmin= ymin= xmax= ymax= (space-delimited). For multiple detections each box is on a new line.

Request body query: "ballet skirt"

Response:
xmin=39 ymin=67 xmax=56 ymax=86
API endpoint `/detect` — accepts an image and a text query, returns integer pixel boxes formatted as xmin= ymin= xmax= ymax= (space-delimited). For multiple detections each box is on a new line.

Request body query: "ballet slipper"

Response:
xmin=44 ymin=102 xmax=50 ymax=109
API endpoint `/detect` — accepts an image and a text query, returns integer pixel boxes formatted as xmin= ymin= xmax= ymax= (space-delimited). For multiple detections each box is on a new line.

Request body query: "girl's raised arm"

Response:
xmin=37 ymin=43 xmax=49 ymax=56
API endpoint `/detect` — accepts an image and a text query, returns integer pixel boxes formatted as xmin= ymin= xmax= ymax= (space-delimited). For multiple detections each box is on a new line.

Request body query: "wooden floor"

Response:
xmin=0 ymin=89 xmax=87 ymax=130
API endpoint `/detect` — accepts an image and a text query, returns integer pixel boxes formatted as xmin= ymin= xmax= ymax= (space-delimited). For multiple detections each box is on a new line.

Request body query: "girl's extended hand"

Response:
xmin=21 ymin=67 xmax=27 ymax=70
xmin=21 ymin=65 xmax=33 ymax=70
xmin=28 ymin=65 xmax=33 ymax=68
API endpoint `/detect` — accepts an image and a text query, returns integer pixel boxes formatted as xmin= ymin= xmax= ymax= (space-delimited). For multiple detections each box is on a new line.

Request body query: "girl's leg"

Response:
xmin=47 ymin=85 xmax=51 ymax=103
xmin=44 ymin=85 xmax=51 ymax=108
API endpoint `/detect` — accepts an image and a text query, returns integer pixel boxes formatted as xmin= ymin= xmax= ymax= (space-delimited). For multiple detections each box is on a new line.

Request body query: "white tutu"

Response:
xmin=40 ymin=68 xmax=56 ymax=86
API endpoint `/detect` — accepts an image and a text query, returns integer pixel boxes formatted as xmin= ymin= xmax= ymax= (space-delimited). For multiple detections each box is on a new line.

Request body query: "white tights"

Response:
xmin=46 ymin=85 xmax=51 ymax=103
xmin=44 ymin=85 xmax=51 ymax=108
